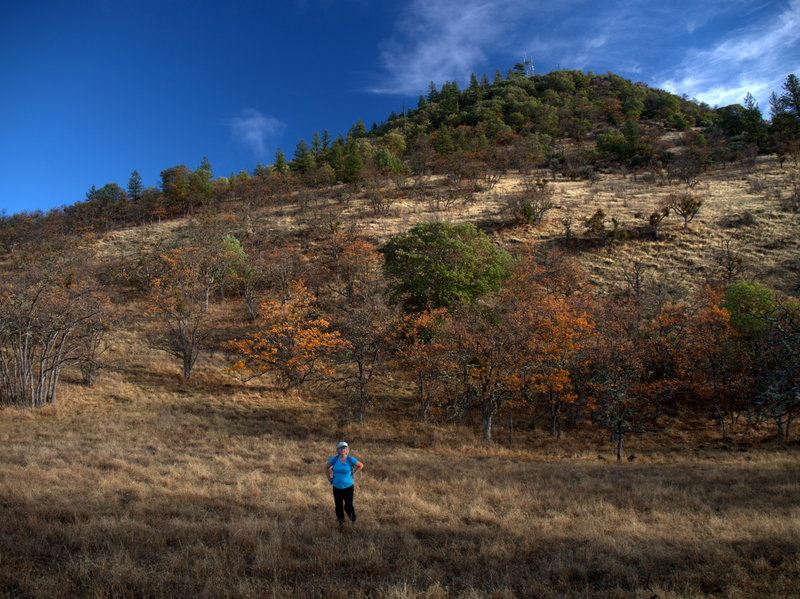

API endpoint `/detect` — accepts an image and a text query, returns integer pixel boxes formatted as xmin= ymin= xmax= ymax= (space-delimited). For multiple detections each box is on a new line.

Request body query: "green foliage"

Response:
xmin=374 ymin=148 xmax=405 ymax=174
xmin=291 ymin=139 xmax=316 ymax=174
xmin=722 ymin=280 xmax=777 ymax=347
xmin=272 ymin=148 xmax=288 ymax=174
xmin=127 ymin=171 xmax=143 ymax=202
xmin=342 ymin=139 xmax=364 ymax=183
xmin=382 ymin=222 xmax=512 ymax=313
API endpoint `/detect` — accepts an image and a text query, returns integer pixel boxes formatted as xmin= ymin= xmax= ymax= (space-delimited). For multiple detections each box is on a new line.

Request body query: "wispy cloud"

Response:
xmin=230 ymin=109 xmax=286 ymax=157
xmin=373 ymin=0 xmax=800 ymax=111
xmin=373 ymin=0 xmax=525 ymax=94
xmin=658 ymin=0 xmax=800 ymax=108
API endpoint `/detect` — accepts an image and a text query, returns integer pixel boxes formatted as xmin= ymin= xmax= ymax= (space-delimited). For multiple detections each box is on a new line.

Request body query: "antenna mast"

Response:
xmin=524 ymin=53 xmax=534 ymax=77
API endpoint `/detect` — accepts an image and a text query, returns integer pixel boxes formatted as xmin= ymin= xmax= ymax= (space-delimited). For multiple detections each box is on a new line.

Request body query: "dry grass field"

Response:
xmin=1 ymin=347 xmax=799 ymax=598
xmin=2 ymin=156 xmax=800 ymax=598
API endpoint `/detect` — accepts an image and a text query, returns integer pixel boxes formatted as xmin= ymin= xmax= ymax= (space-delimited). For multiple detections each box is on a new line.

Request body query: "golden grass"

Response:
xmin=2 ymin=369 xmax=798 ymax=598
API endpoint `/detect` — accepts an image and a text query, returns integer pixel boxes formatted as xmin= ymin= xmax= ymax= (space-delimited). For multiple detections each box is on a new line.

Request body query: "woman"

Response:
xmin=324 ymin=441 xmax=364 ymax=528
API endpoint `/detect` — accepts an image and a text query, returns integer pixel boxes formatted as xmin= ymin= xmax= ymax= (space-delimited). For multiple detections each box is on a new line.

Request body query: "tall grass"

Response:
xmin=2 ymin=373 xmax=798 ymax=599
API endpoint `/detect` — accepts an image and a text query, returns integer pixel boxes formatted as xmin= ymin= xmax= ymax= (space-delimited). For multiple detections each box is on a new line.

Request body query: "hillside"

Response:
xmin=1 ymin=68 xmax=799 ymax=597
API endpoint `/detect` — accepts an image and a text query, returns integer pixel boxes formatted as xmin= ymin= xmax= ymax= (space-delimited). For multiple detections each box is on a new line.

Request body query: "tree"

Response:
xmin=342 ymin=138 xmax=363 ymax=183
xmin=0 ymin=249 xmax=113 ymax=407
xmin=272 ymin=148 xmax=289 ymax=174
xmin=773 ymin=74 xmax=800 ymax=120
xmin=769 ymin=75 xmax=800 ymax=167
xmin=148 ymin=247 xmax=216 ymax=380
xmin=127 ymin=170 xmax=143 ymax=203
xmin=291 ymin=139 xmax=317 ymax=175
xmin=687 ymin=287 xmax=746 ymax=438
xmin=440 ymin=301 xmax=523 ymax=442
xmin=752 ymin=298 xmax=800 ymax=437
xmin=504 ymin=256 xmax=593 ymax=441
xmin=648 ymin=205 xmax=670 ymax=240
xmin=393 ymin=310 xmax=448 ymax=422
xmin=505 ymin=178 xmax=555 ymax=225
xmin=160 ymin=165 xmax=193 ymax=216
xmin=589 ymin=299 xmax=651 ymax=461
xmin=669 ymin=192 xmax=703 ymax=230
xmin=349 ymin=119 xmax=368 ymax=140
xmin=224 ymin=281 xmax=347 ymax=387
xmin=382 ymin=222 xmax=512 ymax=314
xmin=321 ymin=236 xmax=397 ymax=423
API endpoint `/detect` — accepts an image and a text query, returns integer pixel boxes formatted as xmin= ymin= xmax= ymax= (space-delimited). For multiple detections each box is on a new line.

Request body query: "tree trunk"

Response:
xmin=616 ymin=428 xmax=624 ymax=462
xmin=481 ymin=402 xmax=493 ymax=443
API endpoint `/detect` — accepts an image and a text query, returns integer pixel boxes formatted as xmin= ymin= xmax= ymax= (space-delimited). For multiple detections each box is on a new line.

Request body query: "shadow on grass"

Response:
xmin=1 ymin=479 xmax=797 ymax=599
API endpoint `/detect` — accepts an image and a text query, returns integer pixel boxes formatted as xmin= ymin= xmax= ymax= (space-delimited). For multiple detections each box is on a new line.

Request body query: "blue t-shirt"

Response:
xmin=329 ymin=455 xmax=357 ymax=489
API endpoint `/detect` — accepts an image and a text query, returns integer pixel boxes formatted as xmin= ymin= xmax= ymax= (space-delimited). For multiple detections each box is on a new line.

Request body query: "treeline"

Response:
xmin=2 ymin=70 xmax=799 ymax=252
xmin=4 ymin=212 xmax=797 ymax=457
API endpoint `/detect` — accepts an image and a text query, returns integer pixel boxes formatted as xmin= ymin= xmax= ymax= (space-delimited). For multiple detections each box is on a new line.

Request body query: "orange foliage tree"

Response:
xmin=224 ymin=280 xmax=348 ymax=387
xmin=441 ymin=300 xmax=524 ymax=443
xmin=393 ymin=309 xmax=448 ymax=422
xmin=686 ymin=287 xmax=746 ymax=438
xmin=502 ymin=249 xmax=593 ymax=441
xmin=637 ymin=301 xmax=693 ymax=417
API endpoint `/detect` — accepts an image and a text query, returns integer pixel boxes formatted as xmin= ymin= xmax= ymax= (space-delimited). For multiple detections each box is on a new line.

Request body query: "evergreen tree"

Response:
xmin=127 ymin=170 xmax=143 ymax=203
xmin=342 ymin=138 xmax=363 ymax=183
xmin=197 ymin=156 xmax=213 ymax=179
xmin=327 ymin=141 xmax=344 ymax=178
xmin=774 ymin=74 xmax=800 ymax=120
xmin=254 ymin=162 xmax=270 ymax=177
xmin=311 ymin=131 xmax=322 ymax=156
xmin=273 ymin=148 xmax=288 ymax=174
xmin=427 ymin=80 xmax=439 ymax=102
xmin=349 ymin=119 xmax=367 ymax=140
xmin=291 ymin=139 xmax=316 ymax=174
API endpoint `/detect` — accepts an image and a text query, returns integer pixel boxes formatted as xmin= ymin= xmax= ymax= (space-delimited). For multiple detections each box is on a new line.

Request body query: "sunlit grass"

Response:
xmin=2 ymin=372 xmax=798 ymax=598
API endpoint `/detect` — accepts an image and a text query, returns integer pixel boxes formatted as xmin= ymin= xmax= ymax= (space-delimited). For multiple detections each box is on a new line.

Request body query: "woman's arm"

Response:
xmin=353 ymin=460 xmax=364 ymax=475
xmin=323 ymin=460 xmax=333 ymax=483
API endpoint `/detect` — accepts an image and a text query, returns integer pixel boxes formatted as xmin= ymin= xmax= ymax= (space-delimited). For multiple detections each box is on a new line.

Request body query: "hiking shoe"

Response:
xmin=350 ymin=514 xmax=357 ymax=528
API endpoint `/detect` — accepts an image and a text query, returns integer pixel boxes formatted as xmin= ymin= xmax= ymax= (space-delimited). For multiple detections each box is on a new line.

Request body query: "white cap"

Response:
xmin=337 ymin=441 xmax=349 ymax=449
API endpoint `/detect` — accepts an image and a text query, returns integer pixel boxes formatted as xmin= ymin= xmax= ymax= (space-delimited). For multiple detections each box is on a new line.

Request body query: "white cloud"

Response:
xmin=658 ymin=0 xmax=800 ymax=108
xmin=372 ymin=0 xmax=800 ymax=112
xmin=373 ymin=0 xmax=525 ymax=94
xmin=230 ymin=109 xmax=286 ymax=157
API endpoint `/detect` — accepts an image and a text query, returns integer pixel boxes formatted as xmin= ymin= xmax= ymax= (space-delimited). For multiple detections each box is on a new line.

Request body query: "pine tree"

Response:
xmin=292 ymin=139 xmax=316 ymax=174
xmin=342 ymin=139 xmax=363 ymax=183
xmin=127 ymin=170 xmax=143 ymax=202
xmin=273 ymin=148 xmax=288 ymax=174
xmin=311 ymin=131 xmax=322 ymax=156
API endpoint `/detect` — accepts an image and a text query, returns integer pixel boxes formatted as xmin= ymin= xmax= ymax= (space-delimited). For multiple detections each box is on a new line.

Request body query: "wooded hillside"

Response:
xmin=1 ymin=68 xmax=799 ymax=452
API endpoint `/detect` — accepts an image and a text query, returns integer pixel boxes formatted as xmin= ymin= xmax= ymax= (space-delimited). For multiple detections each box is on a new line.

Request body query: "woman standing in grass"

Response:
xmin=324 ymin=441 xmax=364 ymax=529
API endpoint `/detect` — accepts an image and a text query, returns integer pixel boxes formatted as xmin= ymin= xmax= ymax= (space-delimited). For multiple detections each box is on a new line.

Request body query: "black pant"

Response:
xmin=332 ymin=485 xmax=355 ymax=522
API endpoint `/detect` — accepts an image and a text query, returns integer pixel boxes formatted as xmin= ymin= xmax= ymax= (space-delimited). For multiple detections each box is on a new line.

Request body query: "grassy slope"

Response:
xmin=1 ymin=372 xmax=798 ymax=598
xmin=2 ymin=155 xmax=800 ymax=598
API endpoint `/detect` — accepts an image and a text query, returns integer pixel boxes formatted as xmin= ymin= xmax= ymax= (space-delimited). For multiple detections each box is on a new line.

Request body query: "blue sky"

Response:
xmin=1 ymin=0 xmax=799 ymax=217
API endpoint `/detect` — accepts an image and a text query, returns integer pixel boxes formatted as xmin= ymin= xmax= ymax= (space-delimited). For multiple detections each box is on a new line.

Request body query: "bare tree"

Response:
xmin=0 ymin=252 xmax=112 ymax=406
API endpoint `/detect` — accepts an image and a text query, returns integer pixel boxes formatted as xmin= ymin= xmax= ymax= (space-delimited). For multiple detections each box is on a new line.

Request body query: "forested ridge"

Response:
xmin=1 ymin=67 xmax=799 ymax=455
